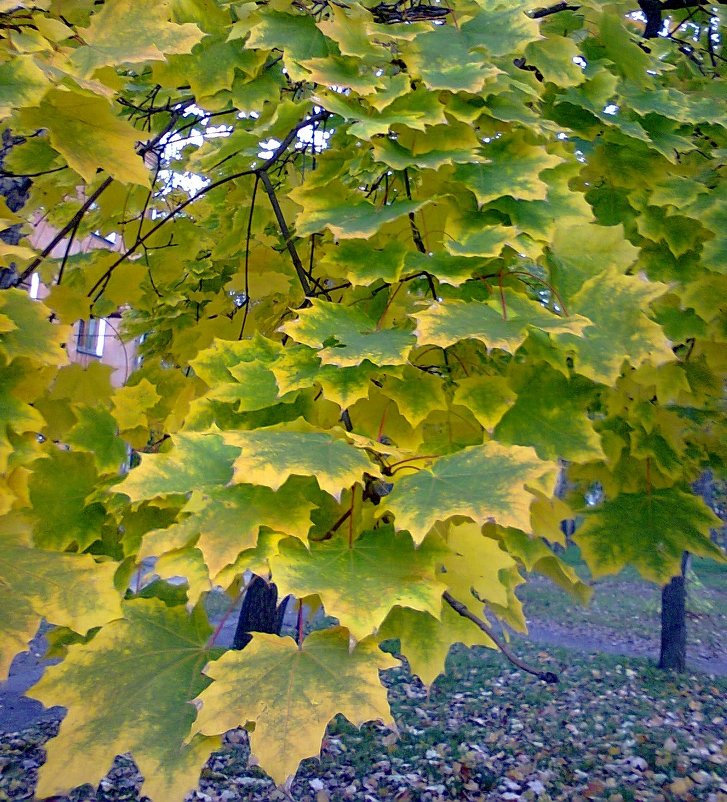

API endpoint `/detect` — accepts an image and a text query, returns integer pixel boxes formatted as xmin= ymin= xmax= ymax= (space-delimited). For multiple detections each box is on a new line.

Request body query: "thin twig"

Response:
xmin=258 ymin=169 xmax=312 ymax=298
xmin=87 ymin=111 xmax=329 ymax=303
xmin=16 ymin=176 xmax=113 ymax=286
xmin=238 ymin=173 xmax=259 ymax=340
xmin=443 ymin=591 xmax=559 ymax=683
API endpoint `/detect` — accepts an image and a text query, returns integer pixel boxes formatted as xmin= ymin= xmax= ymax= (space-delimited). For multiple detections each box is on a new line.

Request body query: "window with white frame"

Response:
xmin=76 ymin=318 xmax=107 ymax=357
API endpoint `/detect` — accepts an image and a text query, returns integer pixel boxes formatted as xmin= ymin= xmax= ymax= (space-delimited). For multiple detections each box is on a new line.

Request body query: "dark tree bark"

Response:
xmin=232 ymin=575 xmax=289 ymax=650
xmin=658 ymin=551 xmax=689 ymax=672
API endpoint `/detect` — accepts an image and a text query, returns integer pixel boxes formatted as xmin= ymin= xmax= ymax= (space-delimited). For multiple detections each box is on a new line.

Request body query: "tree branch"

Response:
xmin=443 ymin=591 xmax=559 ymax=684
xmin=529 ymin=2 xmax=580 ymax=18
xmin=258 ymin=169 xmax=312 ymax=299
xmin=15 ymin=176 xmax=113 ymax=287
xmin=638 ymin=0 xmax=726 ymax=38
xmin=86 ymin=110 xmax=329 ymax=304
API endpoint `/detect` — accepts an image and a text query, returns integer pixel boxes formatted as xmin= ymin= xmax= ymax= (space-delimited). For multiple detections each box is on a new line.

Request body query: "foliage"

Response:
xmin=0 ymin=0 xmax=725 ymax=795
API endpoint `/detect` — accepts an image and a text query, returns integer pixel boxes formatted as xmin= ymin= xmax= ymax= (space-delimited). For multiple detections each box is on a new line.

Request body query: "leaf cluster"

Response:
xmin=0 ymin=0 xmax=725 ymax=795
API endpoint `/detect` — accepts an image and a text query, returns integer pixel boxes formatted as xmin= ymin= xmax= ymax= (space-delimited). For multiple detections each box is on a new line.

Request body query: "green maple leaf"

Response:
xmin=461 ymin=1 xmax=541 ymax=58
xmin=549 ymin=223 xmax=640 ymax=303
xmin=453 ymin=135 xmax=563 ymax=205
xmin=247 ymin=9 xmax=329 ymax=69
xmin=524 ymin=36 xmax=585 ymax=87
xmin=28 ymin=451 xmax=106 ymax=550
xmin=0 ymin=290 xmax=68 ymax=365
xmin=443 ymin=211 xmax=515 ymax=258
xmin=405 ymin=251 xmax=483 ymax=287
xmin=280 ymin=299 xmax=415 ymax=367
xmin=117 ymin=432 xmax=239 ymax=502
xmin=0 ymin=54 xmax=50 ymax=116
xmin=290 ymin=180 xmax=428 ymax=239
xmin=29 ymin=599 xmax=220 ymax=801
xmin=71 ymin=0 xmax=204 ymax=75
xmin=409 ymin=26 xmax=496 ymax=92
xmin=154 ymin=546 xmax=211 ymax=606
xmin=414 ymin=290 xmax=589 ymax=352
xmin=575 ymin=489 xmax=725 ymax=584
xmin=319 ymin=239 xmax=407 ymax=286
xmin=380 ymin=604 xmax=494 ymax=686
xmin=0 ymin=516 xmax=122 ymax=678
xmin=384 ymin=441 xmax=557 ymax=542
xmin=213 ymin=360 xmax=286 ymax=410
xmin=268 ymin=344 xmax=380 ymax=408
xmin=494 ymin=363 xmax=603 ymax=461
xmin=112 ymin=378 xmax=161 ymax=431
xmin=49 ymin=362 xmax=114 ymax=404
xmin=192 ymin=628 xmax=397 ymax=784
xmin=271 ymin=527 xmax=446 ymax=640
xmin=452 ymin=375 xmax=516 ymax=431
xmin=313 ymin=86 xmax=447 ymax=139
xmin=223 ymin=424 xmax=374 ymax=500
xmin=0 ymin=376 xmax=45 ymax=473
xmin=21 ymin=90 xmax=150 ymax=186
xmin=381 ymin=366 xmax=448 ymax=428
xmin=554 ymin=268 xmax=674 ymax=384
xmin=139 ymin=479 xmax=316 ymax=578
xmin=66 ymin=405 xmax=129 ymax=474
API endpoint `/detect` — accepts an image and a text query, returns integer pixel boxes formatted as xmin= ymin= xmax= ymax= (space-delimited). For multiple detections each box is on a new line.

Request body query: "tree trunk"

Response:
xmin=232 ymin=575 xmax=288 ymax=650
xmin=658 ymin=551 xmax=689 ymax=672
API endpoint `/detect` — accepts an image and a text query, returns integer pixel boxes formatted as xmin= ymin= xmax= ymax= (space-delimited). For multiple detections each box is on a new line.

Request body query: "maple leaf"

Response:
xmin=28 ymin=450 xmax=106 ymax=551
xmin=0 ymin=290 xmax=68 ymax=365
xmin=0 ymin=516 xmax=122 ymax=678
xmin=29 ymin=599 xmax=220 ymax=800
xmin=280 ymin=299 xmax=415 ymax=367
xmin=139 ymin=479 xmax=316 ymax=578
xmin=494 ymin=363 xmax=603 ymax=461
xmin=117 ymin=432 xmax=239 ymax=502
xmin=491 ymin=524 xmax=592 ymax=603
xmin=223 ymin=424 xmax=375 ymax=500
xmin=576 ymin=489 xmax=725 ymax=584
xmin=554 ymin=269 xmax=674 ymax=384
xmin=384 ymin=441 xmax=558 ymax=542
xmin=441 ymin=522 xmax=517 ymax=613
xmin=379 ymin=603 xmax=494 ymax=687
xmin=21 ymin=90 xmax=150 ymax=186
xmin=71 ymin=0 xmax=204 ymax=75
xmin=192 ymin=628 xmax=397 ymax=785
xmin=271 ymin=526 xmax=447 ymax=640
xmin=414 ymin=290 xmax=589 ymax=353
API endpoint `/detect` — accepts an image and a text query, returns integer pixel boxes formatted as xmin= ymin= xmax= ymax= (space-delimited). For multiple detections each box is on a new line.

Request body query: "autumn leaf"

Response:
xmin=384 ymin=441 xmax=558 ymax=542
xmin=21 ymin=90 xmax=150 ymax=186
xmin=223 ymin=424 xmax=375 ymax=500
xmin=576 ymin=488 xmax=725 ymax=584
xmin=71 ymin=0 xmax=204 ymax=75
xmin=413 ymin=290 xmax=589 ymax=353
xmin=192 ymin=628 xmax=397 ymax=784
xmin=280 ymin=299 xmax=415 ymax=368
xmin=271 ymin=526 xmax=447 ymax=640
xmin=29 ymin=599 xmax=220 ymax=800
xmin=378 ymin=603 xmax=494 ymax=687
xmin=0 ymin=516 xmax=122 ymax=679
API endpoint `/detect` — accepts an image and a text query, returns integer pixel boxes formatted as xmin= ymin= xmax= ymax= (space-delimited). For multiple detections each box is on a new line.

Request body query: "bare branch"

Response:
xmin=87 ymin=110 xmax=330 ymax=303
xmin=529 ymin=2 xmax=580 ymax=18
xmin=258 ymin=169 xmax=312 ymax=298
xmin=443 ymin=591 xmax=559 ymax=684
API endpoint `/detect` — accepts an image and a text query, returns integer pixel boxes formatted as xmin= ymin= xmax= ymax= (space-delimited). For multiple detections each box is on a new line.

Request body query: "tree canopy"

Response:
xmin=0 ymin=0 xmax=726 ymax=796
